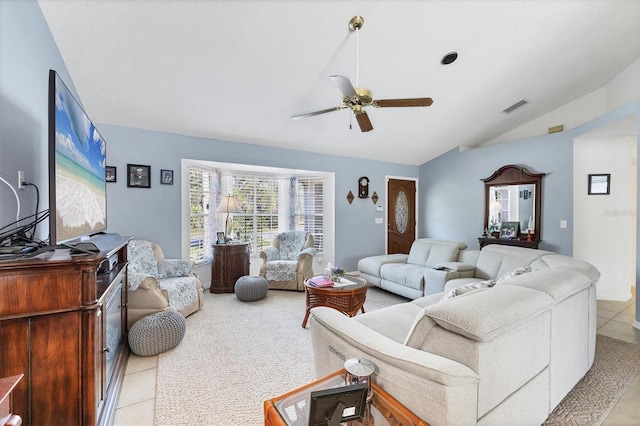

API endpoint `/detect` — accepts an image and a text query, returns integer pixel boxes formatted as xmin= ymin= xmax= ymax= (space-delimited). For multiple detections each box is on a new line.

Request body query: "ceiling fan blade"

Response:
xmin=373 ymin=97 xmax=434 ymax=108
xmin=330 ymin=75 xmax=357 ymax=98
xmin=291 ymin=106 xmax=344 ymax=120
xmin=355 ymin=111 xmax=373 ymax=132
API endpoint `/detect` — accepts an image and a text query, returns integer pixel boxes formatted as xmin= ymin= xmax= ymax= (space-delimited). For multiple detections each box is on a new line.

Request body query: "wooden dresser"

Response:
xmin=210 ymin=242 xmax=250 ymax=293
xmin=0 ymin=238 xmax=130 ymax=426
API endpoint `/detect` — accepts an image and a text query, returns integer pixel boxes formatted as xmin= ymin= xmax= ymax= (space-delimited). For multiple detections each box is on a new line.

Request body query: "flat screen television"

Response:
xmin=48 ymin=69 xmax=107 ymax=246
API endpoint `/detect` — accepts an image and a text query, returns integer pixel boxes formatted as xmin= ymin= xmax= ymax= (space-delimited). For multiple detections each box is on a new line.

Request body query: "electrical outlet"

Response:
xmin=18 ymin=171 xmax=25 ymax=189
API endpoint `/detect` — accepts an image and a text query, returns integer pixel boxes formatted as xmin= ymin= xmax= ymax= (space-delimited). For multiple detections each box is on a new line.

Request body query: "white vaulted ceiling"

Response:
xmin=38 ymin=0 xmax=640 ymax=165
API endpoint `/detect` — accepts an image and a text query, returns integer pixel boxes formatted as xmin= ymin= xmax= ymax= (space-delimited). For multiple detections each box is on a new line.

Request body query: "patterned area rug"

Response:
xmin=543 ymin=334 xmax=640 ymax=425
xmin=154 ymin=288 xmax=640 ymax=425
xmin=154 ymin=286 xmax=407 ymax=425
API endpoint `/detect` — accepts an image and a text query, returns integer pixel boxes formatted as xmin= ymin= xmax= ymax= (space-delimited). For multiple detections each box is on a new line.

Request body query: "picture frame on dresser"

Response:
xmin=500 ymin=221 xmax=520 ymax=238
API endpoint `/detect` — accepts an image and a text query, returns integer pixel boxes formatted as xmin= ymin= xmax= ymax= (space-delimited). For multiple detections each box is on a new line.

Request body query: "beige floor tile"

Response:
xmin=598 ymin=309 xmax=618 ymax=320
xmin=597 ymin=317 xmax=610 ymax=328
xmin=614 ymin=311 xmax=638 ymax=325
xmin=614 ymin=390 xmax=640 ymax=420
xmin=601 ymin=410 xmax=640 ymax=426
xmin=117 ymin=368 xmax=157 ymax=408
xmin=113 ymin=398 xmax=155 ymax=426
xmin=597 ymin=327 xmax=640 ymax=345
xmin=600 ymin=320 xmax=640 ymax=338
xmin=126 ymin=354 xmax=158 ymax=375
xmin=599 ymin=300 xmax=633 ymax=312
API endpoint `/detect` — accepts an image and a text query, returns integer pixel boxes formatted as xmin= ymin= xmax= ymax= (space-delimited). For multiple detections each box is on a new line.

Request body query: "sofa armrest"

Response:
xmin=423 ymin=268 xmax=463 ymax=295
xmin=310 ymin=307 xmax=478 ymax=385
xmin=297 ymin=247 xmax=317 ymax=259
xmin=437 ymin=261 xmax=476 ymax=272
xmin=128 ymin=272 xmax=159 ymax=291
xmin=310 ymin=307 xmax=479 ymax=424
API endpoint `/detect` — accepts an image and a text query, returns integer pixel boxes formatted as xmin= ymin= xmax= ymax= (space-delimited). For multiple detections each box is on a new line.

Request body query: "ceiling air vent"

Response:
xmin=502 ymin=99 xmax=528 ymax=114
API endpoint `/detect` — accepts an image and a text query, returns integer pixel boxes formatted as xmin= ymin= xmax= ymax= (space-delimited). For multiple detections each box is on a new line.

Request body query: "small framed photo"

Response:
xmin=500 ymin=221 xmax=520 ymax=239
xmin=588 ymin=173 xmax=610 ymax=195
xmin=105 ymin=166 xmax=117 ymax=183
xmin=216 ymin=232 xmax=226 ymax=244
xmin=127 ymin=164 xmax=151 ymax=188
xmin=161 ymin=169 xmax=174 ymax=185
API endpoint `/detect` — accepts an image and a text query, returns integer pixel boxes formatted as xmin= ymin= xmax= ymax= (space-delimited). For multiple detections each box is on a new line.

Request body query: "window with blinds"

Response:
xmin=189 ymin=168 xmax=212 ymax=263
xmin=189 ymin=168 xmax=325 ymax=264
xmin=296 ymin=177 xmax=324 ymax=252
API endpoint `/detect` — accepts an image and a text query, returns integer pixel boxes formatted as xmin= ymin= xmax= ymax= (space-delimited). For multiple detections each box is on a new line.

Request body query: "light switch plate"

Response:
xmin=375 ymin=218 xmax=383 ymax=224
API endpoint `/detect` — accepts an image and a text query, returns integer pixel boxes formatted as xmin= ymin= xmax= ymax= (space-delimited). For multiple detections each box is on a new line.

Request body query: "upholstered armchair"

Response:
xmin=259 ymin=231 xmax=317 ymax=291
xmin=127 ymin=239 xmax=204 ymax=328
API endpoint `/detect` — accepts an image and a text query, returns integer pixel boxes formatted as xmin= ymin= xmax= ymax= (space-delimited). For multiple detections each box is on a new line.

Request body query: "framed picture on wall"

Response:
xmin=105 ymin=166 xmax=117 ymax=182
xmin=588 ymin=173 xmax=610 ymax=195
xmin=127 ymin=164 xmax=151 ymax=188
xmin=161 ymin=169 xmax=174 ymax=185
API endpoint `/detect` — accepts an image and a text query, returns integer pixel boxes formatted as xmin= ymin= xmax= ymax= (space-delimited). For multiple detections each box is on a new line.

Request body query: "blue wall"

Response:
xmin=419 ymin=132 xmax=573 ymax=254
xmin=0 ymin=0 xmax=76 ymax=232
xmin=99 ymin=124 xmax=418 ymax=268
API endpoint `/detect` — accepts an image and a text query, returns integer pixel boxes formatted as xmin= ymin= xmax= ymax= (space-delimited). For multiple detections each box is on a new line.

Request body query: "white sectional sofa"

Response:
xmin=311 ymin=245 xmax=600 ymax=425
xmin=357 ymin=238 xmax=468 ymax=299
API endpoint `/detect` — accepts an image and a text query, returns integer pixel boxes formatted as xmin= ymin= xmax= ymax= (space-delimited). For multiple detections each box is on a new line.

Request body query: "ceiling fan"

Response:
xmin=291 ymin=16 xmax=434 ymax=133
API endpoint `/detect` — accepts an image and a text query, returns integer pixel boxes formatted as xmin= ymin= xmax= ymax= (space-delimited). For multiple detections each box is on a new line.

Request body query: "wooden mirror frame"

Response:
xmin=482 ymin=165 xmax=545 ymax=241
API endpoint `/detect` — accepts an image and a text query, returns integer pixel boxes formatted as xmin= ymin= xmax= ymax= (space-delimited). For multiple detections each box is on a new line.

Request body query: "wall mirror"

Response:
xmin=483 ymin=165 xmax=545 ymax=241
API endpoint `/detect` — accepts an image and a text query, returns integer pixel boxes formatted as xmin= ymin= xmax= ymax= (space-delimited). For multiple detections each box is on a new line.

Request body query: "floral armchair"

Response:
xmin=127 ymin=239 xmax=204 ymax=328
xmin=259 ymin=231 xmax=317 ymax=291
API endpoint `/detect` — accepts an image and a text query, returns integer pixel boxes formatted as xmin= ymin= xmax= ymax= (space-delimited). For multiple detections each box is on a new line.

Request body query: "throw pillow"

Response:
xmin=494 ymin=266 xmax=532 ymax=286
xmin=439 ymin=279 xmax=495 ymax=302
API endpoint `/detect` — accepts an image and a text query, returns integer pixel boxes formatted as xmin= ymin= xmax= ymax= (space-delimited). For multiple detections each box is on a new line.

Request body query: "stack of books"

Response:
xmin=307 ymin=277 xmax=334 ymax=288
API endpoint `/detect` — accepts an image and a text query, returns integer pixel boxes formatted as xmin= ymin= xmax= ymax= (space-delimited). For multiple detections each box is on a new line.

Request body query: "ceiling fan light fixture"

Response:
xmin=441 ymin=51 xmax=458 ymax=65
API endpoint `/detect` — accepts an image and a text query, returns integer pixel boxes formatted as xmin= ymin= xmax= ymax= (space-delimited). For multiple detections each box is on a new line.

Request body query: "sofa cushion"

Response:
xmin=407 ymin=239 xmax=467 ymax=267
xmin=424 ymin=285 xmax=554 ymax=341
xmin=440 ymin=279 xmax=495 ymax=301
xmin=474 ymin=245 xmax=551 ymax=280
xmin=498 ymin=267 xmax=593 ymax=302
xmin=380 ymin=263 xmax=426 ymax=291
xmin=494 ymin=266 xmax=531 ymax=285
xmin=358 ymin=254 xmax=408 ymax=277
xmin=355 ymin=302 xmax=423 ymax=343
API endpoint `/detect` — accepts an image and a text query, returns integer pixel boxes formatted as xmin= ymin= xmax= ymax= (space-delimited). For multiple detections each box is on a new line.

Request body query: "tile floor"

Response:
xmin=113 ymin=288 xmax=639 ymax=426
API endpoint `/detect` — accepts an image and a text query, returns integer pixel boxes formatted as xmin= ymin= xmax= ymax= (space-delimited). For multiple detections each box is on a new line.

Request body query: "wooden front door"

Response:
xmin=387 ymin=178 xmax=416 ymax=254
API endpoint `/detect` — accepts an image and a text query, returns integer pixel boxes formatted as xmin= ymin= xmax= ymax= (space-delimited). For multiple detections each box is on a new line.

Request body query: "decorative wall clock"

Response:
xmin=358 ymin=176 xmax=370 ymax=198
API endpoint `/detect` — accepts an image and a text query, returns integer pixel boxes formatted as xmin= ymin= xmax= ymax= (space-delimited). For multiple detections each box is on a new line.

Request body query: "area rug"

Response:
xmin=154 ymin=286 xmax=407 ymax=425
xmin=543 ymin=334 xmax=640 ymax=425
xmin=154 ymin=288 xmax=640 ymax=425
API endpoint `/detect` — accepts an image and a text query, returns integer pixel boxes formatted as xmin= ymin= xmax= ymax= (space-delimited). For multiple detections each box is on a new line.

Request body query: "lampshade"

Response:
xmin=216 ymin=195 xmax=242 ymax=214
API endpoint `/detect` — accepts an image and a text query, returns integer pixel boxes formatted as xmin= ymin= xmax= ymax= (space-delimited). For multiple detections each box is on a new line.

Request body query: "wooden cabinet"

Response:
xmin=210 ymin=243 xmax=250 ymax=293
xmin=478 ymin=237 xmax=539 ymax=249
xmin=0 ymin=238 xmax=130 ymax=426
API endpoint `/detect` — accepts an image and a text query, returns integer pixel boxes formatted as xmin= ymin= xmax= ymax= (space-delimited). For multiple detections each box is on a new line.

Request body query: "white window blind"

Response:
xmin=189 ymin=167 xmax=213 ymax=263
xmin=232 ymin=176 xmax=279 ymax=253
xmin=188 ymin=168 xmax=325 ymax=261
xmin=296 ymin=177 xmax=324 ymax=253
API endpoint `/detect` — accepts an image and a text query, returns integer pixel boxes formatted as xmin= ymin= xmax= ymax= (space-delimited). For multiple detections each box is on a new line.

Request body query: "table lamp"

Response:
xmin=216 ymin=194 xmax=242 ymax=238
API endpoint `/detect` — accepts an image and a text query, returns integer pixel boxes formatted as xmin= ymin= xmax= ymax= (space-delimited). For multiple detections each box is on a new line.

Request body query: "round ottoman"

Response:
xmin=234 ymin=275 xmax=268 ymax=302
xmin=128 ymin=310 xmax=186 ymax=356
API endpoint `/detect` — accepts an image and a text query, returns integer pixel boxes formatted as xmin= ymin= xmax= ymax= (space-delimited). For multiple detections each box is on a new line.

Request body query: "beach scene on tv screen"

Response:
xmin=54 ymin=77 xmax=106 ymax=242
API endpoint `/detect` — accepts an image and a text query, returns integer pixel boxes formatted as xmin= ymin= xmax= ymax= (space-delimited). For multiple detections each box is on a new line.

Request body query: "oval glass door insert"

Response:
xmin=395 ymin=191 xmax=408 ymax=233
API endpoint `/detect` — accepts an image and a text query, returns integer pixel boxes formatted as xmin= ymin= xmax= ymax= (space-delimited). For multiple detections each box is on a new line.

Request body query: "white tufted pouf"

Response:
xmin=234 ymin=275 xmax=269 ymax=302
xmin=128 ymin=310 xmax=186 ymax=356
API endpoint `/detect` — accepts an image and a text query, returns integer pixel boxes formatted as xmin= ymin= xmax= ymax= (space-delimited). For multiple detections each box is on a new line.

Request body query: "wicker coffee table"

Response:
xmin=301 ymin=275 xmax=368 ymax=328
